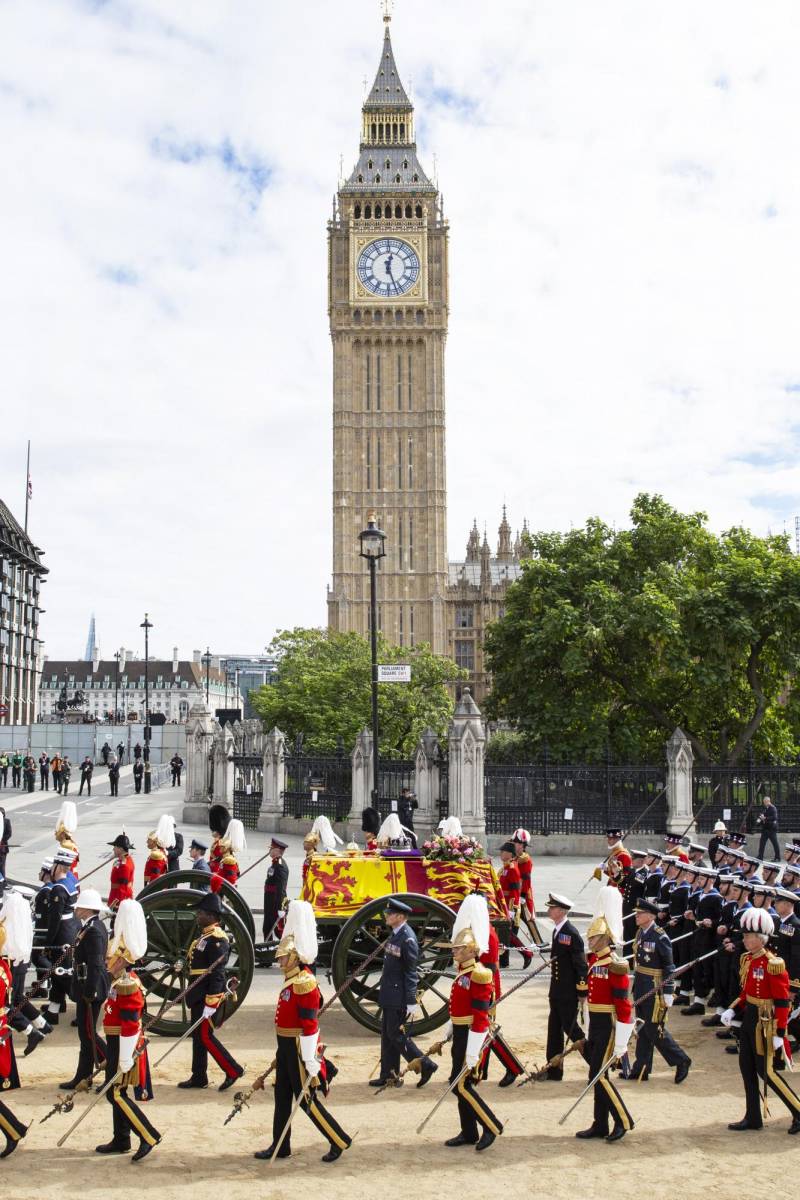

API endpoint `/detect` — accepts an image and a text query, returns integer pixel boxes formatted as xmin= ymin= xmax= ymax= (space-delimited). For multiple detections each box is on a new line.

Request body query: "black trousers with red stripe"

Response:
xmin=479 ymin=1030 xmax=524 ymax=1080
xmin=75 ymin=997 xmax=108 ymax=1082
xmin=189 ymin=1001 xmax=242 ymax=1082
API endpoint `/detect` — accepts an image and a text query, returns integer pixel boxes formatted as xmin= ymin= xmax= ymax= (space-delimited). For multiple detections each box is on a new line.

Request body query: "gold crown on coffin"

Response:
xmin=586 ymin=914 xmax=614 ymax=940
xmin=303 ymin=831 xmax=320 ymax=849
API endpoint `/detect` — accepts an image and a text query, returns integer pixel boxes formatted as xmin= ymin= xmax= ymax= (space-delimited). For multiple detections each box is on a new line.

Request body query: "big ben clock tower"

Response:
xmin=327 ymin=11 xmax=449 ymax=655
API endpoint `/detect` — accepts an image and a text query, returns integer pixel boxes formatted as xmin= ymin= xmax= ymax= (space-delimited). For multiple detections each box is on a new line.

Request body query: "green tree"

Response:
xmin=250 ymin=628 xmax=463 ymax=754
xmin=485 ymin=494 xmax=800 ymax=765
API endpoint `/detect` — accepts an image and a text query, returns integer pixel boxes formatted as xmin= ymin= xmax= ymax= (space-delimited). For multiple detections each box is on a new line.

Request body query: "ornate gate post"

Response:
xmin=414 ymin=728 xmax=440 ymax=837
xmin=212 ymin=723 xmax=235 ymax=806
xmin=447 ymin=689 xmax=487 ymax=841
xmin=258 ymin=727 xmax=286 ymax=831
xmin=348 ymin=728 xmax=373 ymax=825
xmin=183 ymin=701 xmax=216 ymax=822
xmin=666 ymin=727 xmax=694 ymax=834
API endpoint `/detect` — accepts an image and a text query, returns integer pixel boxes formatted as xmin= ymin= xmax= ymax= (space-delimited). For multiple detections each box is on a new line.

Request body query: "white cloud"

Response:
xmin=2 ymin=0 xmax=800 ymax=658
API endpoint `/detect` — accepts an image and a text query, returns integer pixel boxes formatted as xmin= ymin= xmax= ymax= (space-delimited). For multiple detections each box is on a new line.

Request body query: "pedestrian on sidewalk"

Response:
xmin=0 ymin=753 xmax=8 ymax=787
xmin=78 ymin=756 xmax=94 ymax=796
xmin=38 ymin=752 xmax=50 ymax=790
xmin=23 ymin=754 xmax=36 ymax=793
xmin=0 ymin=807 xmax=11 ymax=877
xmin=50 ymin=753 xmax=63 ymax=794
xmin=101 ymin=742 xmax=111 ymax=765
xmin=133 ymin=742 xmax=142 ymax=761
xmin=132 ymin=758 xmax=144 ymax=794
xmin=170 ymin=753 xmax=184 ymax=787
xmin=61 ymin=756 xmax=72 ymax=795
xmin=11 ymin=751 xmax=22 ymax=788
xmin=108 ymin=756 xmax=120 ymax=798
xmin=755 ymin=794 xmax=780 ymax=862
xmin=116 ymin=741 xmax=125 ymax=764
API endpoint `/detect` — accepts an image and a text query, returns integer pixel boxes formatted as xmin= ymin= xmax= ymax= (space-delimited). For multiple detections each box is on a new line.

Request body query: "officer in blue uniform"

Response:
xmin=627 ymin=898 xmax=691 ymax=1083
xmin=370 ymin=897 xmax=437 ymax=1089
xmin=41 ymin=848 xmax=80 ymax=1026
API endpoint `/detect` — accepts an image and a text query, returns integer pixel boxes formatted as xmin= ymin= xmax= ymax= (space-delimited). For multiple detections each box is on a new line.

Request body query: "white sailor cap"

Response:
xmin=546 ymin=892 xmax=574 ymax=910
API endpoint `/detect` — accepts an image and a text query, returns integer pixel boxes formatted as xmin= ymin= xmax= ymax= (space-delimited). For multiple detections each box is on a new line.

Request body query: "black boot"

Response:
xmin=177 ymin=1077 xmax=208 ymax=1089
xmin=131 ymin=1138 xmax=161 ymax=1163
xmin=727 ymin=1118 xmax=762 ymax=1131
xmin=701 ymin=1013 xmax=723 ymax=1027
xmin=24 ymin=1029 xmax=45 ymax=1056
xmin=254 ymin=1144 xmax=291 ymax=1160
xmin=322 ymin=1145 xmax=344 ymax=1163
xmin=0 ymin=1127 xmax=27 ymax=1159
xmin=575 ymin=1125 xmax=606 ymax=1139
xmin=445 ymin=1132 xmax=478 ymax=1147
xmin=417 ymin=1059 xmax=438 ymax=1088
xmin=789 ymin=1116 xmax=800 ymax=1136
xmin=674 ymin=1059 xmax=691 ymax=1085
xmin=498 ymin=1070 xmax=517 ymax=1088
xmin=606 ymin=1124 xmax=628 ymax=1142
xmin=681 ymin=1002 xmax=705 ymax=1016
xmin=476 ymin=1128 xmax=497 ymax=1151
xmin=95 ymin=1139 xmax=132 ymax=1154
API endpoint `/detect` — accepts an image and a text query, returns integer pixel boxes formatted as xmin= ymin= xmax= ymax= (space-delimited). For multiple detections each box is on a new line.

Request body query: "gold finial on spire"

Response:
xmin=382 ymin=0 xmax=393 ymax=25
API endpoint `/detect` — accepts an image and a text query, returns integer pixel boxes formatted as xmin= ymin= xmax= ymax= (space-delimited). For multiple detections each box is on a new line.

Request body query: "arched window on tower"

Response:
xmin=365 ymin=204 xmax=372 ymax=218
xmin=371 ymin=124 xmax=376 ymax=141
xmin=405 ymin=203 xmax=412 ymax=219
xmin=375 ymin=203 xmax=382 ymax=218
xmin=400 ymin=123 xmax=405 ymax=140
xmin=392 ymin=123 xmax=397 ymax=140
xmin=375 ymin=173 xmax=381 ymax=183
xmin=395 ymin=202 xmax=401 ymax=217
xmin=378 ymin=123 xmax=384 ymax=141
xmin=354 ymin=204 xmax=361 ymax=219
xmin=415 ymin=203 xmax=423 ymax=218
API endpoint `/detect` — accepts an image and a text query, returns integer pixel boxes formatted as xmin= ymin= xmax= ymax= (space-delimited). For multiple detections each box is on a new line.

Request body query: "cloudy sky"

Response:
xmin=3 ymin=0 xmax=799 ymax=661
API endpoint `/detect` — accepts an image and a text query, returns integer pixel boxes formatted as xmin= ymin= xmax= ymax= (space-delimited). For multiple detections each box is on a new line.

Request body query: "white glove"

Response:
xmin=405 ymin=1004 xmax=420 ymax=1020
xmin=300 ymin=1032 xmax=319 ymax=1078
xmin=118 ymin=1033 xmax=138 ymax=1073
xmin=613 ymin=1020 xmax=635 ymax=1058
xmin=720 ymin=1008 xmax=736 ymax=1027
xmin=791 ymin=1006 xmax=800 ymax=1023
xmin=202 ymin=1005 xmax=216 ymax=1021
xmin=443 ymin=1020 xmax=453 ymax=1039
xmin=465 ymin=1029 xmax=485 ymax=1069
xmin=773 ymin=1035 xmax=784 ymax=1051
xmin=663 ymin=994 xmax=674 ymax=1008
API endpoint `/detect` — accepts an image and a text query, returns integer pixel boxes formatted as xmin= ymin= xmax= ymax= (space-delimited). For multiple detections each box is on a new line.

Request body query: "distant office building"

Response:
xmin=218 ymin=654 xmax=279 ymax=718
xmin=84 ymin=614 xmax=97 ymax=662
xmin=38 ymin=647 xmax=239 ymax=723
xmin=0 ymin=498 xmax=48 ymax=725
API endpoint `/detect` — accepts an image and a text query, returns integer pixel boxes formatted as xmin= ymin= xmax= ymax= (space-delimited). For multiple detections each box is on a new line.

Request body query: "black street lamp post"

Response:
xmin=140 ymin=613 xmax=153 ymax=794
xmin=113 ymin=650 xmax=120 ymax=725
xmin=202 ymin=647 xmax=212 ymax=708
xmin=359 ymin=512 xmax=386 ymax=811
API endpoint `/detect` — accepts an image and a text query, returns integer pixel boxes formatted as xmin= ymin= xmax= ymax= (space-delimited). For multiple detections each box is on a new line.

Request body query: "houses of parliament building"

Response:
xmin=326 ymin=12 xmax=524 ymax=702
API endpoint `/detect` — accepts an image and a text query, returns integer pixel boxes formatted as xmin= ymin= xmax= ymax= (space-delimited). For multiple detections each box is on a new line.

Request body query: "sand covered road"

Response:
xmin=3 ymin=971 xmax=797 ymax=1200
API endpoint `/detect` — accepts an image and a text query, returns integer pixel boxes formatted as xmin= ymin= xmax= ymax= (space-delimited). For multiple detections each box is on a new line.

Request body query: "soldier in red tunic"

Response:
xmin=440 ymin=899 xmax=504 ymax=1151
xmin=497 ymin=842 xmax=532 ymax=969
xmin=721 ymin=906 xmax=800 ymax=1134
xmin=0 ymin=909 xmax=27 ymax=1157
xmin=96 ymin=899 xmax=160 ymax=1160
xmin=143 ymin=830 xmax=168 ymax=887
xmin=470 ymin=895 xmax=524 ymax=1088
xmin=254 ymin=900 xmax=351 ymax=1164
xmin=575 ymin=887 xmax=636 ymax=1142
xmin=208 ymin=805 xmax=231 ymax=873
xmin=594 ymin=827 xmax=633 ymax=891
xmin=211 ymin=818 xmax=245 ymax=889
xmin=107 ymin=833 xmax=135 ymax=911
xmin=511 ymin=827 xmax=541 ymax=942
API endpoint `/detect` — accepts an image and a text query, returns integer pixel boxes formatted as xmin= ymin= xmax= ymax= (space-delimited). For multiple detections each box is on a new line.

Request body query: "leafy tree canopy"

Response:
xmin=250 ymin=628 xmax=463 ymax=754
xmin=485 ymin=494 xmax=800 ymax=765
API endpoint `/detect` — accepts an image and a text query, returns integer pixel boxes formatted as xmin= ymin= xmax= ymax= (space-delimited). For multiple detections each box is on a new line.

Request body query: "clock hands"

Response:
xmin=383 ymin=252 xmax=394 ymax=279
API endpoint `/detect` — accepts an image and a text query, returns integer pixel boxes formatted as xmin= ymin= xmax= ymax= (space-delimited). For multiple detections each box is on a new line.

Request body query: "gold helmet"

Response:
xmin=107 ymin=899 xmax=148 ymax=964
xmin=587 ymin=885 xmax=623 ymax=944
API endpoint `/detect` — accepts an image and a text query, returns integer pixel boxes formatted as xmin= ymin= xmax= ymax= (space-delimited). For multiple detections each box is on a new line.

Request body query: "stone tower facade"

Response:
xmin=327 ymin=14 xmax=449 ymax=655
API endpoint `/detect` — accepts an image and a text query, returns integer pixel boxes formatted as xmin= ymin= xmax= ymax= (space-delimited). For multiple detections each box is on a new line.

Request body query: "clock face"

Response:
xmin=357 ymin=238 xmax=420 ymax=297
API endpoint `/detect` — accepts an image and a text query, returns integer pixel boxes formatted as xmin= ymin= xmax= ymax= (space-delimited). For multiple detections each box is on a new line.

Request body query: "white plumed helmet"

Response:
xmin=109 ymin=899 xmax=148 ymax=963
xmin=587 ymin=885 xmax=624 ymax=945
xmin=55 ymin=800 xmax=78 ymax=836
xmin=449 ymin=893 xmax=490 ymax=955
xmin=226 ymin=819 xmax=247 ymax=854
xmin=311 ymin=815 xmax=343 ymax=852
xmin=438 ymin=816 xmax=463 ymax=839
xmin=276 ymin=899 xmax=318 ymax=964
xmin=377 ymin=813 xmax=404 ymax=842
xmin=155 ymin=814 xmax=176 ymax=849
xmin=0 ymin=891 xmax=34 ymax=965
xmin=740 ymin=907 xmax=774 ymax=938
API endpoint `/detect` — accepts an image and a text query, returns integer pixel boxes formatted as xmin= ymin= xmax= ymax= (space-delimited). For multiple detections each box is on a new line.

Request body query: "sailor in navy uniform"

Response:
xmin=628 ymin=898 xmax=691 ymax=1083
xmin=774 ymin=886 xmax=800 ymax=1049
xmin=370 ymin=897 xmax=437 ymax=1090
xmin=262 ymin=839 xmax=289 ymax=941
xmin=42 ymin=848 xmax=80 ymax=1025
xmin=643 ymin=851 xmax=664 ymax=900
xmin=544 ymin=892 xmax=587 ymax=1079
xmin=621 ymin=851 xmax=647 ymax=946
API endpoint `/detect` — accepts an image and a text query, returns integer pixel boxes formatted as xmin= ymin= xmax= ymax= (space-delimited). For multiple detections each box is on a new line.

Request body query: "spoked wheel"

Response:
xmin=330 ymin=893 xmax=456 ymax=1035
xmin=136 ymin=869 xmax=256 ymax=940
xmin=138 ymin=887 xmax=254 ymax=1036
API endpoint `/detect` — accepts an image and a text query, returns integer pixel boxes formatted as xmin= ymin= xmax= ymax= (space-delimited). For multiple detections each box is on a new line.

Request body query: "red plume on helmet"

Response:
xmin=210 ymin=873 xmax=223 ymax=894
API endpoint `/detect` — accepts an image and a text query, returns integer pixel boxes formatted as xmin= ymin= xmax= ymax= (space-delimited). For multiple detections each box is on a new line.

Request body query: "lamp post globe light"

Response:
xmin=358 ymin=512 xmax=386 ymax=811
xmin=140 ymin=613 xmax=153 ymax=794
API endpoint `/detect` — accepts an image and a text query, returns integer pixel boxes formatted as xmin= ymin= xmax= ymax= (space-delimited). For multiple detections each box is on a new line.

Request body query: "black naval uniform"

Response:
xmin=621 ymin=866 xmax=646 ymax=947
xmin=377 ymin=920 xmax=433 ymax=1083
xmin=685 ymin=885 xmax=723 ymax=1013
xmin=70 ymin=913 xmax=109 ymax=1083
xmin=630 ymin=918 xmax=691 ymax=1079
xmin=711 ymin=895 xmax=739 ymax=1018
xmin=644 ymin=865 xmax=664 ymax=900
xmin=777 ymin=909 xmax=800 ymax=1045
xmin=31 ymin=882 xmax=53 ymax=995
xmin=545 ymin=918 xmax=588 ymax=1079
xmin=263 ymin=857 xmax=289 ymax=940
xmin=43 ymin=872 xmax=80 ymax=1020
xmin=666 ymin=877 xmax=691 ymax=996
